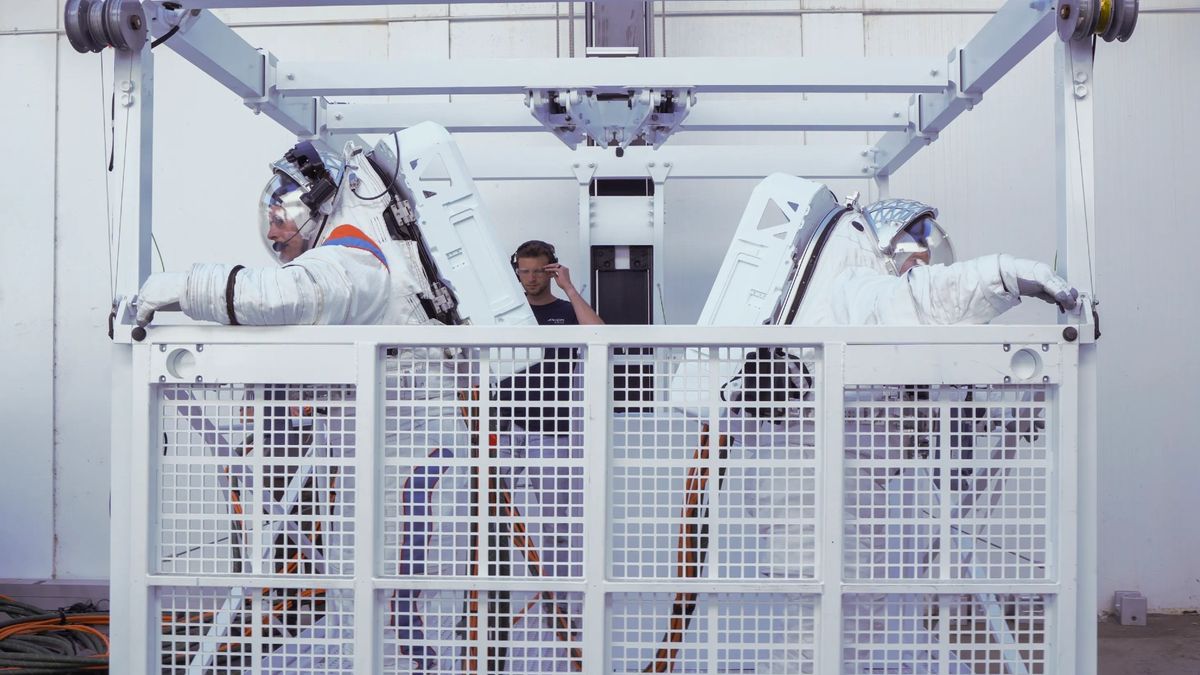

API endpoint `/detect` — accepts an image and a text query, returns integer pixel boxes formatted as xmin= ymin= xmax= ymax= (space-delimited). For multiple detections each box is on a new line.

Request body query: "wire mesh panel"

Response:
xmin=159 ymin=586 xmax=354 ymax=674
xmin=130 ymin=334 xmax=1074 ymax=674
xmin=842 ymin=593 xmax=1049 ymax=674
xmin=609 ymin=593 xmax=818 ymax=673
xmin=381 ymin=346 xmax=586 ymax=579
xmin=610 ymin=346 xmax=820 ymax=582
xmin=382 ymin=589 xmax=585 ymax=674
xmin=843 ymin=385 xmax=1052 ymax=583
xmin=157 ymin=384 xmax=357 ymax=577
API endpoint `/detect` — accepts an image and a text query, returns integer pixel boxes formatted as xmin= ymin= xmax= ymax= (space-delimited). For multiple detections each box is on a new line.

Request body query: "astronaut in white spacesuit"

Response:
xmin=670 ymin=174 xmax=1078 ymax=674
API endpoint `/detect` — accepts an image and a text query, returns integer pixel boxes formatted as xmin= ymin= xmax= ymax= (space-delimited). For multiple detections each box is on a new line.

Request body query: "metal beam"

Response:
xmin=872 ymin=0 xmax=1056 ymax=177
xmin=172 ymin=0 xmax=764 ymax=7
xmin=152 ymin=8 xmax=322 ymax=136
xmin=275 ymin=57 xmax=948 ymax=96
xmin=454 ymin=145 xmax=873 ymax=180
xmin=326 ymin=98 xmax=911 ymax=134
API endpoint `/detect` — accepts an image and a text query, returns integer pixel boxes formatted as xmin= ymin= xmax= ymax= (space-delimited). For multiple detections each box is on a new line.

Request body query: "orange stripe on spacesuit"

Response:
xmin=322 ymin=224 xmax=389 ymax=268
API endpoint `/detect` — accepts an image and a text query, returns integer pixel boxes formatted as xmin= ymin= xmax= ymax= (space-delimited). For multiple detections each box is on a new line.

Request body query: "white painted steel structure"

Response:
xmin=104 ymin=0 xmax=1102 ymax=672
xmin=116 ymin=323 xmax=1091 ymax=673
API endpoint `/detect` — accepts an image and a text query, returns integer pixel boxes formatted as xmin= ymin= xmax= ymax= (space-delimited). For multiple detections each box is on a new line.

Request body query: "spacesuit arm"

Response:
xmin=903 ymin=253 xmax=1021 ymax=325
xmin=179 ymin=246 xmax=388 ymax=326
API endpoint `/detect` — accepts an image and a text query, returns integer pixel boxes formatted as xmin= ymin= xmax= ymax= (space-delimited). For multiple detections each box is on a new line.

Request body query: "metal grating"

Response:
xmin=381 ymin=346 xmax=586 ymax=580
xmin=132 ymin=336 xmax=1073 ymax=673
xmin=158 ymin=384 xmax=357 ymax=577
xmin=610 ymin=346 xmax=819 ymax=581
xmin=610 ymin=593 xmax=818 ymax=673
xmin=842 ymin=593 xmax=1049 ymax=674
xmin=843 ymin=385 xmax=1052 ymax=583
xmin=382 ymin=589 xmax=585 ymax=674
xmin=159 ymin=586 xmax=354 ymax=674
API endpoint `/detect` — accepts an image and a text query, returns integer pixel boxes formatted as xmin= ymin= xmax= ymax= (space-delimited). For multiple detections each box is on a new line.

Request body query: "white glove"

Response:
xmin=998 ymin=254 xmax=1079 ymax=311
xmin=134 ymin=271 xmax=189 ymax=327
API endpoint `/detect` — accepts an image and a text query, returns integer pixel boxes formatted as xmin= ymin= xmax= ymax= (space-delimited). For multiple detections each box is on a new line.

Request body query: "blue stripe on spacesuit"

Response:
xmin=322 ymin=237 xmax=389 ymax=268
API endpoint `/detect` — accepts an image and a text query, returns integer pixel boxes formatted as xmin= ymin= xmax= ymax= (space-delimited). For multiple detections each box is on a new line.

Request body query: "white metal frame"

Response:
xmin=108 ymin=1 xmax=1101 ymax=672
xmin=119 ymin=323 xmax=1089 ymax=674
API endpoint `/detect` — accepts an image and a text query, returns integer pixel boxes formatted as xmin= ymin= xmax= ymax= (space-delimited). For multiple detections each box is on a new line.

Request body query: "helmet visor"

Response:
xmin=889 ymin=216 xmax=955 ymax=272
xmin=259 ymin=174 xmax=317 ymax=263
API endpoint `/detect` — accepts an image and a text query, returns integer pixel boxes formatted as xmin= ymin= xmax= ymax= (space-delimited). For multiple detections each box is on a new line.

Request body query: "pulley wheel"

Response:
xmin=85 ymin=0 xmax=112 ymax=53
xmin=1103 ymin=0 xmax=1139 ymax=42
xmin=64 ymin=0 xmax=102 ymax=54
xmin=1057 ymin=0 xmax=1098 ymax=42
xmin=104 ymin=0 xmax=148 ymax=51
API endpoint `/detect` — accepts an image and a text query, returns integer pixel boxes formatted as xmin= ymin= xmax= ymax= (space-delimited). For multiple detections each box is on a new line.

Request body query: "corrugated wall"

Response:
xmin=1 ymin=0 xmax=1197 ymax=611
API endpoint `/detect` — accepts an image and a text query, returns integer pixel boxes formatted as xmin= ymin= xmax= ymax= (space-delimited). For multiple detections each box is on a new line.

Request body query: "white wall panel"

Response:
xmin=1092 ymin=12 xmax=1200 ymax=611
xmin=52 ymin=43 xmax=118 ymax=580
xmin=0 ymin=35 xmax=56 ymax=579
xmin=0 ymin=0 xmax=57 ymax=32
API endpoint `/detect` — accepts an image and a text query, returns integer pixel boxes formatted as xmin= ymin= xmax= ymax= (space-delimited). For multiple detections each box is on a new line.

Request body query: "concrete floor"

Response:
xmin=1100 ymin=613 xmax=1200 ymax=675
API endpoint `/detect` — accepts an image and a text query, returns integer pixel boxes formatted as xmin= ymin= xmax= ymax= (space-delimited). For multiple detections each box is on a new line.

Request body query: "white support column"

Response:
xmin=111 ymin=42 xmax=154 ymax=298
xmin=573 ymin=162 xmax=598 ymax=301
xmin=353 ymin=343 xmax=380 ymax=675
xmin=648 ymin=162 xmax=672 ymax=324
xmin=1055 ymin=37 xmax=1098 ymax=675
xmin=582 ymin=340 xmax=611 ymax=671
xmin=109 ymin=39 xmax=154 ymax=675
xmin=818 ymin=343 xmax=845 ymax=675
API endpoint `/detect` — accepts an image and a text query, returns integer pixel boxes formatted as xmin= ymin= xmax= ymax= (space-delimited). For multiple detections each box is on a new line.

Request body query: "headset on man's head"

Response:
xmin=510 ymin=240 xmax=559 ymax=270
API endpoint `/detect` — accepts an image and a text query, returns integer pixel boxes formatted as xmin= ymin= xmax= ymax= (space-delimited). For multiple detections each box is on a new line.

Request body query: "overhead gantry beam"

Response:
xmin=326 ymin=98 xmax=911 ymax=135
xmin=273 ymin=57 xmax=948 ymax=97
xmin=873 ymin=0 xmax=1057 ymax=177
xmin=149 ymin=8 xmax=325 ymax=137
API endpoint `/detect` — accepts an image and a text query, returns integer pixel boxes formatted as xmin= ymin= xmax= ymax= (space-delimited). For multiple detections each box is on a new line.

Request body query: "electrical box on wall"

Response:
xmin=591 ymin=245 xmax=653 ymax=325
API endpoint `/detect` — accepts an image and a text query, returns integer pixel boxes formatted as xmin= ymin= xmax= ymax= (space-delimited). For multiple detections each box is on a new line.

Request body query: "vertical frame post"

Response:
xmin=573 ymin=162 xmax=598 ymax=302
xmin=817 ymin=343 xmax=845 ymax=675
xmin=1055 ymin=37 xmax=1097 ymax=675
xmin=109 ymin=39 xmax=154 ymax=675
xmin=353 ymin=343 xmax=380 ymax=675
xmin=648 ymin=163 xmax=672 ymax=324
xmin=582 ymin=341 xmax=611 ymax=671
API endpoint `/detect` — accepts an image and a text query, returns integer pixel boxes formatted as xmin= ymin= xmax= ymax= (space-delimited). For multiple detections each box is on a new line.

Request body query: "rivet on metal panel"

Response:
xmin=893 ymin=111 xmax=902 ymax=118
xmin=194 ymin=376 xmax=203 ymax=383
xmin=588 ymin=162 xmax=596 ymax=168
xmin=930 ymin=69 xmax=940 ymax=77
xmin=1074 ymin=84 xmax=1089 ymax=99
xmin=159 ymin=344 xmax=167 ymax=352
xmin=1042 ymin=344 xmax=1050 ymax=352
xmin=1074 ymin=71 xmax=1089 ymax=84
xmin=1043 ymin=375 xmax=1051 ymax=383
xmin=159 ymin=375 xmax=166 ymax=383
xmin=1004 ymin=376 xmax=1012 ymax=383
xmin=196 ymin=344 xmax=204 ymax=352
xmin=334 ymin=113 xmax=343 ymax=121
xmin=1003 ymin=344 xmax=1011 ymax=352
xmin=287 ymin=73 xmax=295 ymax=80
xmin=664 ymin=162 xmax=672 ymax=168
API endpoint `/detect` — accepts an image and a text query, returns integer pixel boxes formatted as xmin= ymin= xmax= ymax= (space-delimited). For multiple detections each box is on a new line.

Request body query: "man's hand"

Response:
xmin=134 ymin=271 xmax=189 ymax=327
xmin=544 ymin=263 xmax=577 ymax=293
xmin=998 ymin=254 xmax=1079 ymax=311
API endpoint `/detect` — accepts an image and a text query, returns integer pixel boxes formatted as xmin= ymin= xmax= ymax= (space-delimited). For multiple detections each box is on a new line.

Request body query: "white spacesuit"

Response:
xmin=674 ymin=175 xmax=1077 ymax=673
xmin=136 ymin=125 xmax=552 ymax=673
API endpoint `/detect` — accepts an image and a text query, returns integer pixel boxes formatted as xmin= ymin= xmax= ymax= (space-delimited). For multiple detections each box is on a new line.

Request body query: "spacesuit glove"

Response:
xmin=998 ymin=254 xmax=1079 ymax=311
xmin=134 ymin=271 xmax=189 ymax=327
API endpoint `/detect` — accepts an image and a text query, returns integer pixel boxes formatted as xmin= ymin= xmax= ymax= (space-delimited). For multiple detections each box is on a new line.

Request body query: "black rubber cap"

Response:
xmin=132 ymin=326 xmax=147 ymax=342
xmin=1062 ymin=326 xmax=1078 ymax=342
